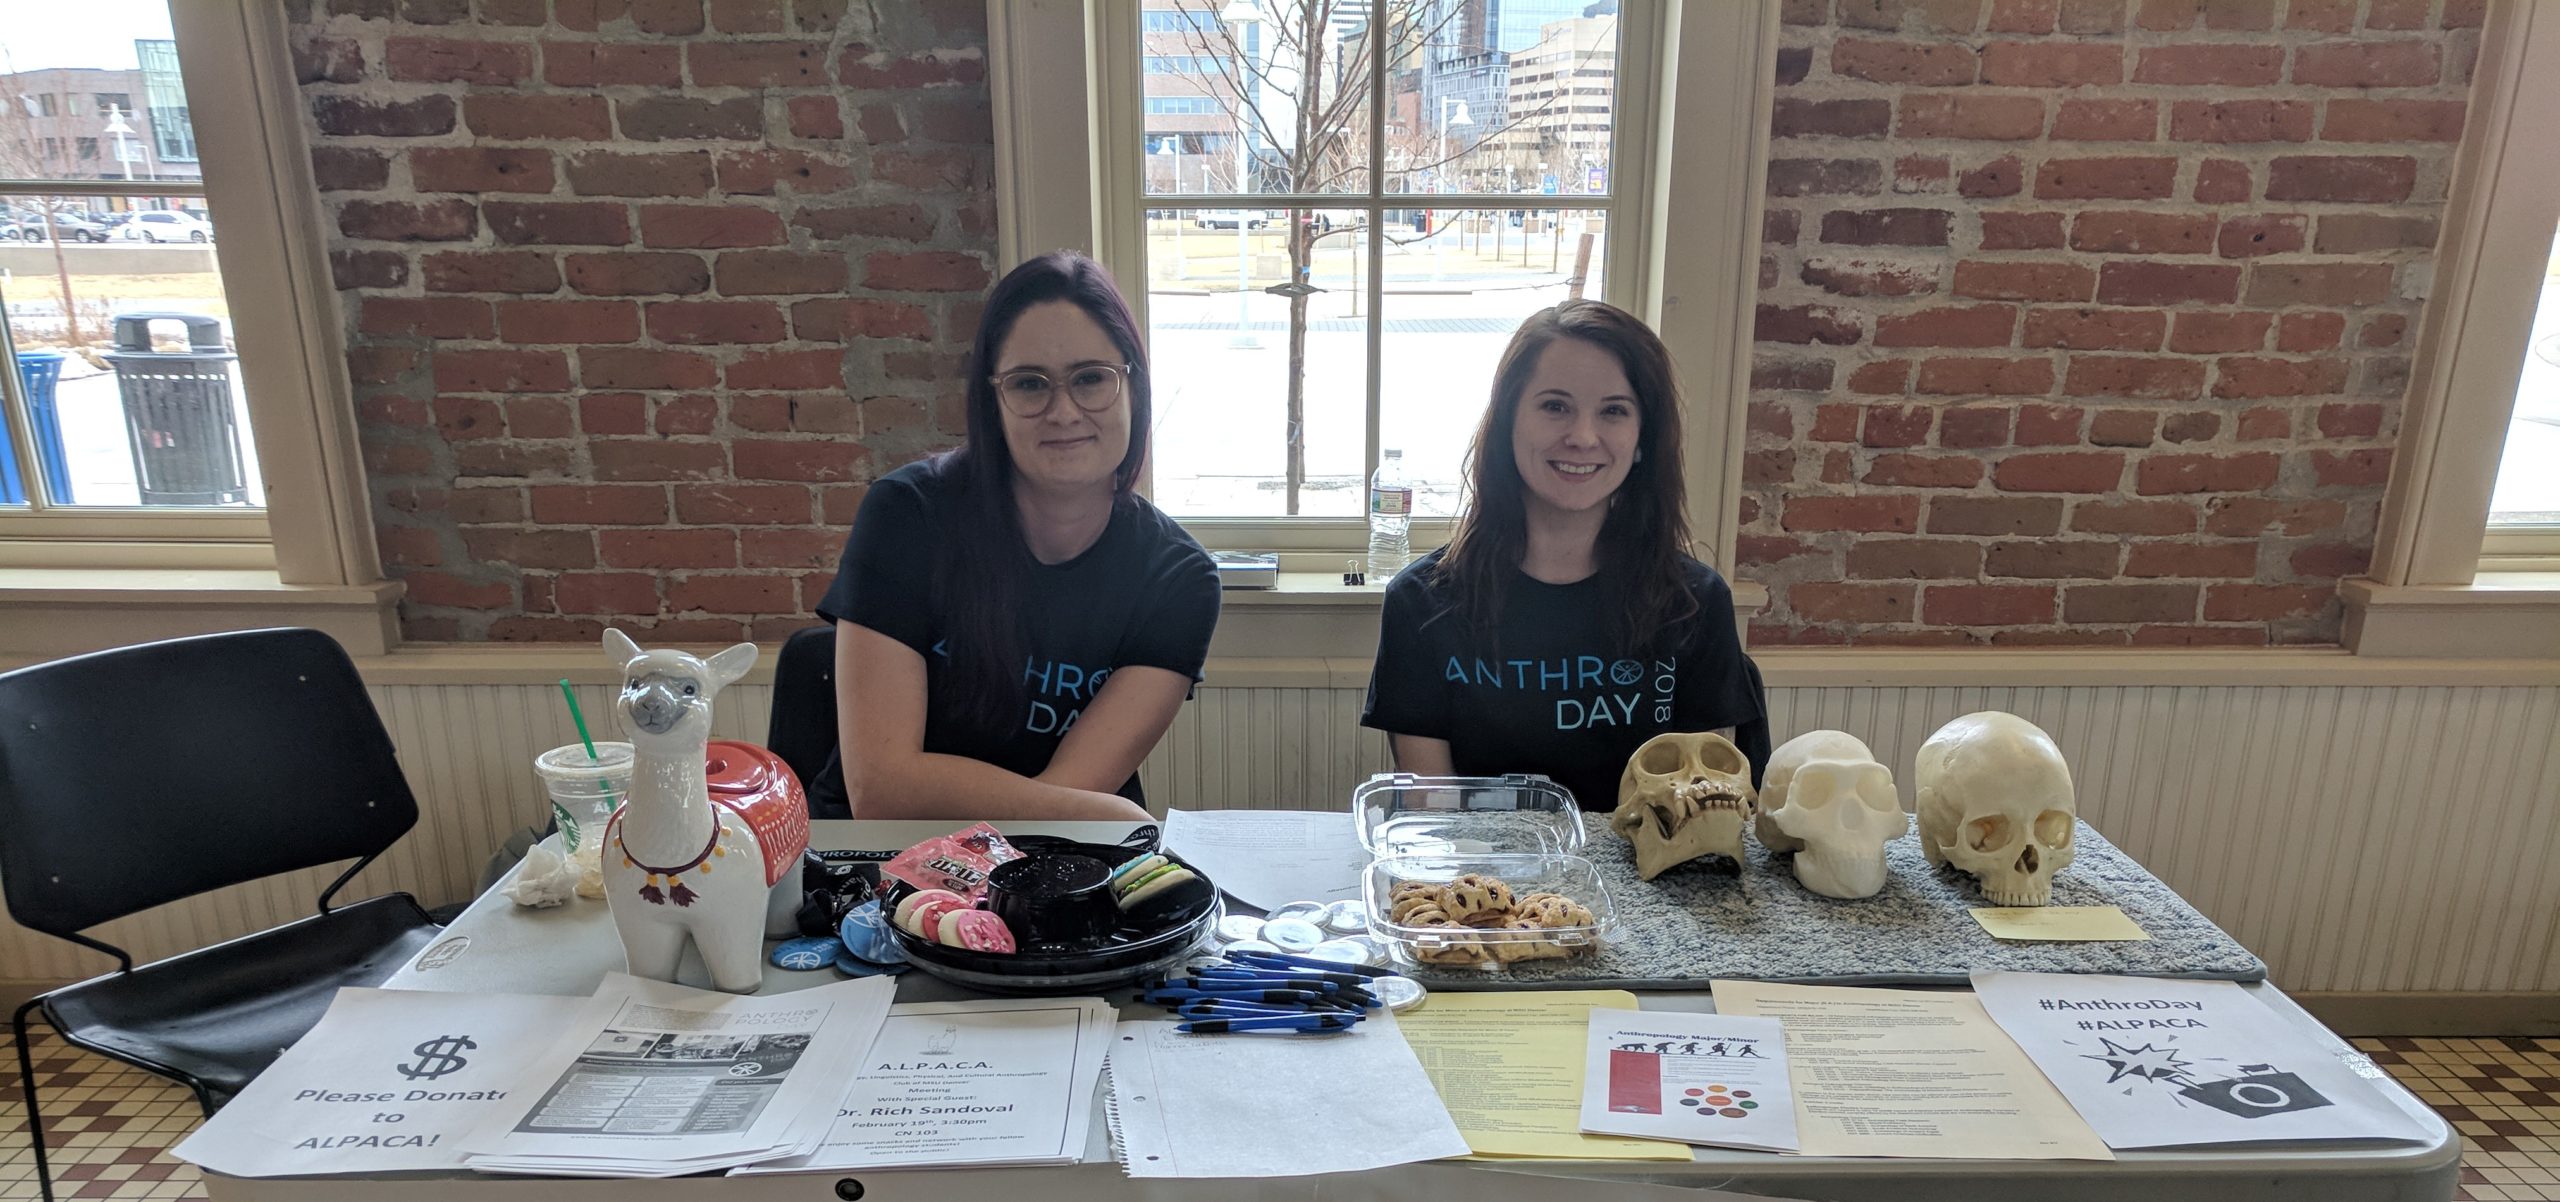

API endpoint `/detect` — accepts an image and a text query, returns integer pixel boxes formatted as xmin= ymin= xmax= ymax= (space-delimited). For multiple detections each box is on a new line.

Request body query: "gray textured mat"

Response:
xmin=1403 ymin=814 xmax=2266 ymax=991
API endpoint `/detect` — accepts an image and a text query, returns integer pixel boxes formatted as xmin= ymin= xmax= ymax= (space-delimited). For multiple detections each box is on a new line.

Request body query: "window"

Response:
xmin=2345 ymin=0 xmax=2560 ymax=657
xmin=1131 ymin=0 xmax=1630 ymax=523
xmin=2488 ymin=233 xmax=2560 ymax=541
xmin=137 ymin=39 xmax=195 ymax=163
xmin=1 ymin=8 xmax=257 ymax=517
xmin=0 ymin=0 xmax=388 ymax=638
xmin=34 ymin=94 xmax=55 ymax=117
xmin=94 ymin=92 xmax=131 ymax=116
xmin=989 ymin=0 xmax=1770 ymax=568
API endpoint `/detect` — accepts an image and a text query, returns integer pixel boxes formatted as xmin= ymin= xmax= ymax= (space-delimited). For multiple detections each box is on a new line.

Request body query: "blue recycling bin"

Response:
xmin=7 ymin=350 xmax=70 ymax=504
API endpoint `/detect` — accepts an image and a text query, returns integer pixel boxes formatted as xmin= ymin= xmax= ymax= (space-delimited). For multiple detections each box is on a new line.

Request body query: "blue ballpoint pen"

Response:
xmin=1183 ymin=972 xmax=1343 ymax=992
xmin=1138 ymin=986 xmax=1335 ymax=1005
xmin=1229 ymin=950 xmax=1394 ymax=979
xmin=1178 ymin=1014 xmax=1357 ymax=1034
xmin=1199 ymin=963 xmax=1375 ymax=989
xmin=1171 ymin=1001 xmax=1333 ymax=1020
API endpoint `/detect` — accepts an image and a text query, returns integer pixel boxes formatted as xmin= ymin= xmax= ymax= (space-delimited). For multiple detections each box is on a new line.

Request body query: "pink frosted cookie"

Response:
xmin=936 ymin=908 xmax=1016 ymax=953
xmin=895 ymin=889 xmax=969 ymax=937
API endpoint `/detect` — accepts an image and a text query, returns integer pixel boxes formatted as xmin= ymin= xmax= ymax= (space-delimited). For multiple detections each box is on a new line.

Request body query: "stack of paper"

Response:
xmin=1106 ymin=1013 xmax=1471 ymax=1177
xmin=737 ymin=997 xmax=1115 ymax=1174
xmin=459 ymin=973 xmax=896 ymax=1177
xmin=173 ymin=988 xmax=590 ymax=1178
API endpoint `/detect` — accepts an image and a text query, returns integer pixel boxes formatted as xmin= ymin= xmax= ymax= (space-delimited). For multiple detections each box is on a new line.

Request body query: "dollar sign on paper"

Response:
xmin=398 ymin=1034 xmax=476 ymax=1081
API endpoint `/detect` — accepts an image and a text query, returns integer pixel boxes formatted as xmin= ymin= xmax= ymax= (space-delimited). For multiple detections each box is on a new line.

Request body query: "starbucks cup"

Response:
xmin=535 ymin=742 xmax=634 ymax=855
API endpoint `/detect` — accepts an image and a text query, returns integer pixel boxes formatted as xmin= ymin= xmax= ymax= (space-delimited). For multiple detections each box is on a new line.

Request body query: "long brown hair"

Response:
xmin=1435 ymin=299 xmax=1697 ymax=653
xmin=935 ymin=251 xmax=1152 ymax=731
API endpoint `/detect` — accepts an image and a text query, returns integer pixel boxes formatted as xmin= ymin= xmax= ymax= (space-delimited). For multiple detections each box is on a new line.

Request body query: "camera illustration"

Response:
xmin=2176 ymin=1065 xmax=2335 ymax=1118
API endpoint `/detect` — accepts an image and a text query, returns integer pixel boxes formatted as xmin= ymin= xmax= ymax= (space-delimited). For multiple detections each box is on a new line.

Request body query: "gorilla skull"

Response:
xmin=1915 ymin=711 xmax=2077 ymax=907
xmin=1755 ymin=730 xmax=1906 ymax=900
xmin=1611 ymin=731 xmax=1756 ymax=880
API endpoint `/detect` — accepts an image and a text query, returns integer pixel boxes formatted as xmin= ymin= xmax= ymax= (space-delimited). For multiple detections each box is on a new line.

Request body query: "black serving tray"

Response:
xmin=879 ymin=831 xmax=1219 ymax=994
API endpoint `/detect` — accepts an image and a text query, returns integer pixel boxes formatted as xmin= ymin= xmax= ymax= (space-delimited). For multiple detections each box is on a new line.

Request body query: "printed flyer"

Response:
xmin=1579 ymin=1008 xmax=1798 ymax=1153
xmin=1973 ymin=973 xmax=2432 ymax=1149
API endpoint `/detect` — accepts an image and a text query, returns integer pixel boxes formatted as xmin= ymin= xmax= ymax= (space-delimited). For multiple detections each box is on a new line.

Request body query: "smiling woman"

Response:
xmin=808 ymin=251 xmax=1221 ymax=823
xmin=1362 ymin=300 xmax=1766 ymax=812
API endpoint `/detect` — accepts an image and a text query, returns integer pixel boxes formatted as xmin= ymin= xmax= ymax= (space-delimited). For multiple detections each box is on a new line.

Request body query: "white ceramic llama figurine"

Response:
xmin=600 ymin=629 xmax=808 ymax=993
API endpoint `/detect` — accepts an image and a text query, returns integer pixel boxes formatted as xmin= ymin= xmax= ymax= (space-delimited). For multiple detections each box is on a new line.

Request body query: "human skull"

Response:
xmin=1611 ymin=731 xmax=1756 ymax=880
xmin=1915 ymin=712 xmax=2076 ymax=907
xmin=1754 ymin=730 xmax=1906 ymax=900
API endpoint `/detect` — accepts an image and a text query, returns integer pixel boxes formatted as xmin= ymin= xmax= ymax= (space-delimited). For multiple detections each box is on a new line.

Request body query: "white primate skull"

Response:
xmin=1754 ymin=730 xmax=1906 ymax=900
xmin=1611 ymin=731 xmax=1756 ymax=880
xmin=1915 ymin=712 xmax=2077 ymax=907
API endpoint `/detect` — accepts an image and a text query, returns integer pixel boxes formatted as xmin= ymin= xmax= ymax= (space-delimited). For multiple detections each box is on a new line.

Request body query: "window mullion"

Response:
xmin=1364 ymin=1 xmax=1389 ymax=499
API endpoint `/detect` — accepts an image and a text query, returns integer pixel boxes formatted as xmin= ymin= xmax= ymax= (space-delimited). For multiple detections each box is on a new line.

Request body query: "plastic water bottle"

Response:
xmin=1367 ymin=448 xmax=1412 ymax=582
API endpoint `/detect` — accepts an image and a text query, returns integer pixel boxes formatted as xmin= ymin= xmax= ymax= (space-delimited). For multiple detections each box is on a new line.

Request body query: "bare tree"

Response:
xmin=1163 ymin=0 xmax=1617 ymax=510
xmin=0 ymin=57 xmax=87 ymax=348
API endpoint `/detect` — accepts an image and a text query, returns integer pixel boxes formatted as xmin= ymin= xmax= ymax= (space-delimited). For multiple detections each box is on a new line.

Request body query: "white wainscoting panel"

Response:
xmin=3 ymin=680 xmax=2554 ymax=997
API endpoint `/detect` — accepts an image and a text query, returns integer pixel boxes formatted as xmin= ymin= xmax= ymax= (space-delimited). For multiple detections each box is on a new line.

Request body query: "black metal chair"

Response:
xmin=766 ymin=623 xmax=845 ymax=816
xmin=0 ymin=628 xmax=442 ymax=1201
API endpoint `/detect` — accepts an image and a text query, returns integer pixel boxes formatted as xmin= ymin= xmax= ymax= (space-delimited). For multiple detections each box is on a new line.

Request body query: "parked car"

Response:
xmin=112 ymin=210 xmax=214 ymax=243
xmin=0 ymin=210 xmax=110 ymax=242
xmin=1193 ymin=210 xmax=1271 ymax=230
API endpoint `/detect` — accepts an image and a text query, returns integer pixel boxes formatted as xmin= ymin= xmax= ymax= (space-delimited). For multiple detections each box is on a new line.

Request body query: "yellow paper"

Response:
xmin=1713 ymin=980 xmax=2113 ymax=1160
xmin=1970 ymin=905 xmax=2151 ymax=942
xmin=1396 ymin=990 xmax=1694 ymax=1161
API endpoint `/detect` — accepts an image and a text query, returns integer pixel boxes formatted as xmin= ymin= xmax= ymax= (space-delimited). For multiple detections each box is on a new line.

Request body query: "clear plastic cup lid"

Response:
xmin=535 ymin=742 xmax=636 ymax=783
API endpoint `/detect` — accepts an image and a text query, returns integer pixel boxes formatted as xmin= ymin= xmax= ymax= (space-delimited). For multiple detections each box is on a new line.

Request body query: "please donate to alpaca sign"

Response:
xmin=174 ymin=989 xmax=584 ymax=1176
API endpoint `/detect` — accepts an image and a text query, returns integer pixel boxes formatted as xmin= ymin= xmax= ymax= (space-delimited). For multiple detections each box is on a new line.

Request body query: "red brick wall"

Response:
xmin=1743 ymin=0 xmax=2476 ymax=647
xmin=292 ymin=0 xmax=989 ymax=641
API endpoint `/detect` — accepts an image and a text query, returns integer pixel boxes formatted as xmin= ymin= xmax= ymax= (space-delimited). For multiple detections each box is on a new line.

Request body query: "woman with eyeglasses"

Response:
xmin=808 ymin=251 xmax=1218 ymax=821
xmin=1361 ymin=300 xmax=1766 ymax=812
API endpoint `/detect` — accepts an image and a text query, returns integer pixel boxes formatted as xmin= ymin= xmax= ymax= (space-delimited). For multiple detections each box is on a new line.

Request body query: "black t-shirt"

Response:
xmin=1361 ymin=547 xmax=1766 ymax=812
xmin=808 ymin=459 xmax=1221 ymax=816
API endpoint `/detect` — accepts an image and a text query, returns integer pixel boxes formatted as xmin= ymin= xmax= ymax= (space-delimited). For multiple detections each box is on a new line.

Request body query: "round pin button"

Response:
xmin=1224 ymin=939 xmax=1282 ymax=956
xmin=1370 ymin=975 xmax=1426 ymax=1011
xmin=1267 ymin=900 xmax=1327 ymax=923
xmin=1215 ymin=915 xmax=1267 ymax=944
xmin=772 ymin=937 xmax=836 ymax=971
xmin=1260 ymin=917 xmax=1326 ymax=952
xmin=1320 ymin=900 xmax=1370 ymax=934
xmin=1308 ymin=938 xmax=1383 ymax=967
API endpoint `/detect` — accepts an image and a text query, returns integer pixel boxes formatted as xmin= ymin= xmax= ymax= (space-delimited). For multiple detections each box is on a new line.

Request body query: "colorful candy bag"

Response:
xmin=881 ymin=822 xmax=1024 ymax=900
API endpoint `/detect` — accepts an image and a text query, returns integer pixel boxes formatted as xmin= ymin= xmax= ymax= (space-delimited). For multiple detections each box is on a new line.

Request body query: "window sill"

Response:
xmin=2341 ymin=574 xmax=2560 ymax=659
xmin=0 ymin=568 xmax=404 ymax=662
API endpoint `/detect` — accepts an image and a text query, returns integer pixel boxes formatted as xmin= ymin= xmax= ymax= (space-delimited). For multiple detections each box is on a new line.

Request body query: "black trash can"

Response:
xmin=100 ymin=312 xmax=248 ymax=506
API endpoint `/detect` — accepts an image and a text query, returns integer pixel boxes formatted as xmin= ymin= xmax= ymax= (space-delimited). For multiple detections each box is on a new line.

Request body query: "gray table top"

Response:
xmin=242 ymin=817 xmax=2458 ymax=1202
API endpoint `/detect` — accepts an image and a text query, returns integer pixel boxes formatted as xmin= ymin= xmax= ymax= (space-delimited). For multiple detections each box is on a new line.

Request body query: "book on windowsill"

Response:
xmin=1211 ymin=551 xmax=1278 ymax=589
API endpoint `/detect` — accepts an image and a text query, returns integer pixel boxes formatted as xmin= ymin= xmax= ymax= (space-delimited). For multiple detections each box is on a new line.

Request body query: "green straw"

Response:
xmin=558 ymin=678 xmax=619 ymax=813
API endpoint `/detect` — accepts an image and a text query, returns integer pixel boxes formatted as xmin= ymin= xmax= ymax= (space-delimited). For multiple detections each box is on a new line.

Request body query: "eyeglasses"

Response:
xmin=990 ymin=363 xmax=1133 ymax=417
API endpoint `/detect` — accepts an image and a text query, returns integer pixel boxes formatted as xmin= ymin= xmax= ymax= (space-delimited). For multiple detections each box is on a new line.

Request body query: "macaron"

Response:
xmin=894 ymin=888 xmax=969 ymax=937
xmin=936 ymin=908 xmax=1017 ymax=953
xmin=1109 ymin=853 xmax=1170 ymax=891
xmin=1118 ymin=865 xmax=1212 ymax=927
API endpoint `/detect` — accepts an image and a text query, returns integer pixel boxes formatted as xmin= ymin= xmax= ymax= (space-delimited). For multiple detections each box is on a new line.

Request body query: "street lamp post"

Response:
xmin=103 ymin=105 xmax=137 ymax=182
xmin=1433 ymin=96 xmax=1470 ymax=281
xmin=1155 ymin=139 xmax=1183 ymax=281
xmin=1219 ymin=0 xmax=1262 ymax=350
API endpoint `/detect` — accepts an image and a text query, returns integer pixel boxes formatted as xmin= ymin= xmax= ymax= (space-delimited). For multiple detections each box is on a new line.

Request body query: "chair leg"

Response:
xmin=12 ymin=997 xmax=55 ymax=1202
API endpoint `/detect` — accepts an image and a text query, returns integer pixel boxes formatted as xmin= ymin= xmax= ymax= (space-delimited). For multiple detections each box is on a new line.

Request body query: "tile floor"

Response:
xmin=0 ymin=1026 xmax=2553 ymax=1200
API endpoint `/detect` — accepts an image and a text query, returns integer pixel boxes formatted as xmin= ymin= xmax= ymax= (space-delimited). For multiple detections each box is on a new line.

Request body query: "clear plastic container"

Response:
xmin=1352 ymin=773 xmax=1586 ymax=857
xmin=1364 ymin=853 xmax=1622 ymax=973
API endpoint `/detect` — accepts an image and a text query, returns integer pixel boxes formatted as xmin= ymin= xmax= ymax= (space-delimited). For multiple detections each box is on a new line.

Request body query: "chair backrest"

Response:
xmin=0 ymin=627 xmax=419 ymax=938
xmin=765 ymin=623 xmax=839 ymax=794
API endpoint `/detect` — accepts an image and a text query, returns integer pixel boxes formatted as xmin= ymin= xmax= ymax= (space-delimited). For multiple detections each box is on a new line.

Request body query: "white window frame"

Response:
xmin=0 ymin=1 xmax=399 ymax=657
xmin=2344 ymin=0 xmax=2560 ymax=657
xmin=988 ymin=0 xmax=1775 ymax=576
